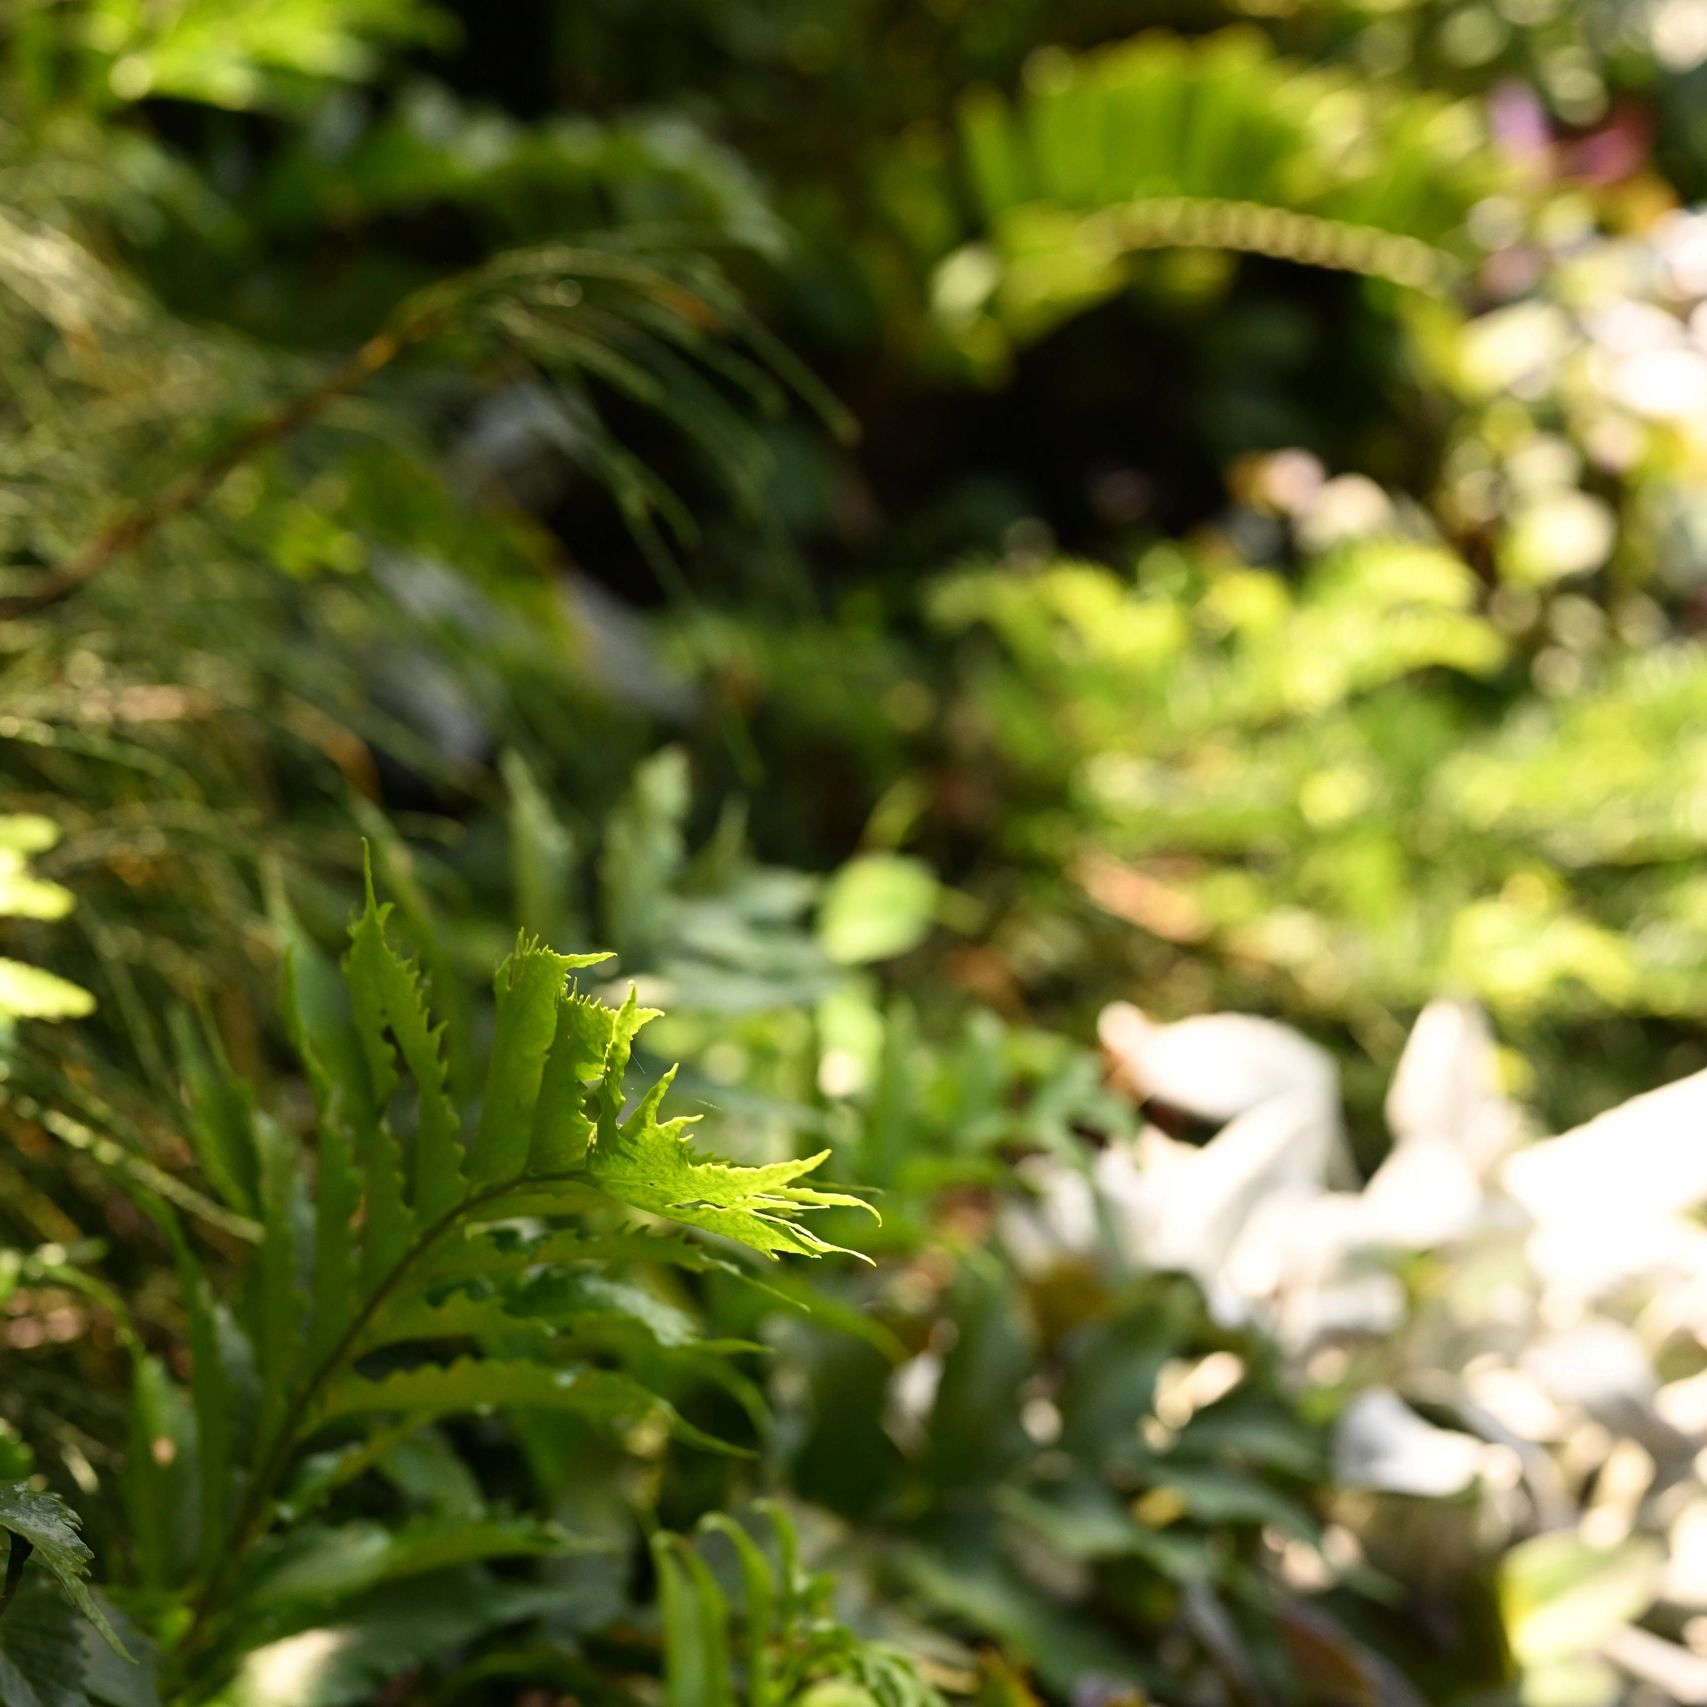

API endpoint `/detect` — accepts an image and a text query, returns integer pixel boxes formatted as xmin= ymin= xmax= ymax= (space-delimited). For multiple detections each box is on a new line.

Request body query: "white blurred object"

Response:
xmin=1604 ymin=1625 xmax=1707 ymax=1703
xmin=1668 ymin=1501 xmax=1707 ymax=1607
xmin=1295 ymin=473 xmax=1396 ymax=552
xmin=1384 ymin=998 xmax=1519 ymax=1166
xmin=1526 ymin=1210 xmax=1707 ymax=1307
xmin=884 ymin=1352 xmax=943 ymax=1455
xmin=1658 ymin=1369 xmax=1707 ymax=1438
xmin=1272 ymin=1268 xmax=1407 ymax=1354
xmin=1361 ymin=1138 xmax=1486 ymax=1249
xmin=1098 ymin=1003 xmax=1339 ymax=1124
xmin=1587 ymin=300 xmax=1687 ymax=357
xmin=1523 ymin=1324 xmax=1690 ymax=1463
xmin=1613 ymin=348 xmax=1707 ymax=422
xmin=1334 ymin=1389 xmax=1485 ymax=1497
xmin=1503 ymin=1069 xmax=1707 ymax=1222
xmin=1073 ymin=987 xmax=1707 ymax=1686
xmin=1142 ymin=1090 xmax=1341 ymax=1292
xmin=997 ymin=1155 xmax=1098 ymax=1276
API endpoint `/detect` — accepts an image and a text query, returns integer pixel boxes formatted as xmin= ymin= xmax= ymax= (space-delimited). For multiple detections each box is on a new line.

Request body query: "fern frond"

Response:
xmin=0 ymin=1482 xmax=129 ymax=1659
xmin=234 ymin=1513 xmax=586 ymax=1619
xmin=147 ymin=860 xmax=869 ymax=1687
xmin=658 ymin=1505 xmax=946 ymax=1707
xmin=921 ymin=29 xmax=1501 ymax=373
xmin=586 ymin=1075 xmax=875 ymax=1259
xmin=345 ymin=859 xmax=462 ymax=1219
xmin=469 ymin=936 xmax=611 ymax=1186
xmin=313 ymin=1357 xmax=718 ymax=1443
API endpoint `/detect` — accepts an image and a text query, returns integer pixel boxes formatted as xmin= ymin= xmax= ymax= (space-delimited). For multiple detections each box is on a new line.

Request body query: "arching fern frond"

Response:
xmin=922 ymin=30 xmax=1503 ymax=375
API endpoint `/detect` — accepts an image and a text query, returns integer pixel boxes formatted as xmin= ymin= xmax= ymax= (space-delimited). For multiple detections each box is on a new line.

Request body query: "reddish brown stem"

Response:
xmin=0 ymin=310 xmax=441 ymax=620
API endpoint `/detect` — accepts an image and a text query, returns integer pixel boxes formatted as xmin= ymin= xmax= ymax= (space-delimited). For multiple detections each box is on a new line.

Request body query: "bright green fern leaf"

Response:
xmin=122 ymin=859 xmax=871 ymax=1695
xmin=586 ymin=1067 xmax=875 ymax=1259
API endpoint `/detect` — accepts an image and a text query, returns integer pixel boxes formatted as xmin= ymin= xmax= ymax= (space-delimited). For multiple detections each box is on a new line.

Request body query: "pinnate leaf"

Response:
xmin=0 ymin=1484 xmax=129 ymax=1660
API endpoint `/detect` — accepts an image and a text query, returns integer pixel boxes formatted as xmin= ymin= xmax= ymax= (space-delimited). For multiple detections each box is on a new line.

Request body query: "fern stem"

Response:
xmin=0 ymin=297 xmax=450 ymax=620
xmin=1089 ymin=197 xmax=1454 ymax=292
xmin=174 ymin=1167 xmax=583 ymax=1671
xmin=2 ymin=1090 xmax=262 ymax=1242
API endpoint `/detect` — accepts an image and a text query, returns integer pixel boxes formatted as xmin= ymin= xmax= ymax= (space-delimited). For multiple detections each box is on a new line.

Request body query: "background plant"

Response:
xmin=6 ymin=0 xmax=1707 ymax=1704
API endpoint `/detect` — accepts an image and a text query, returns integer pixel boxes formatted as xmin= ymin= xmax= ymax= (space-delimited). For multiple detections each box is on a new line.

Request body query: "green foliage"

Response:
xmin=0 ymin=1578 xmax=128 ymax=1707
xmin=6 ymin=3 xmax=1707 ymax=1706
xmin=917 ymin=29 xmax=1499 ymax=374
xmin=0 ymin=1482 xmax=125 ymax=1657
xmin=913 ymin=544 xmax=1707 ymax=1114
xmin=768 ymin=1056 xmax=1387 ymax=1704
xmin=0 ymin=0 xmax=824 ymax=1134
xmin=8 ymin=861 xmax=871 ymax=1702
xmin=656 ymin=1505 xmax=943 ymax=1707
xmin=26 ymin=0 xmax=446 ymax=115
xmin=818 ymin=857 xmax=940 ymax=968
xmin=0 ymin=817 xmax=92 ymax=1024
